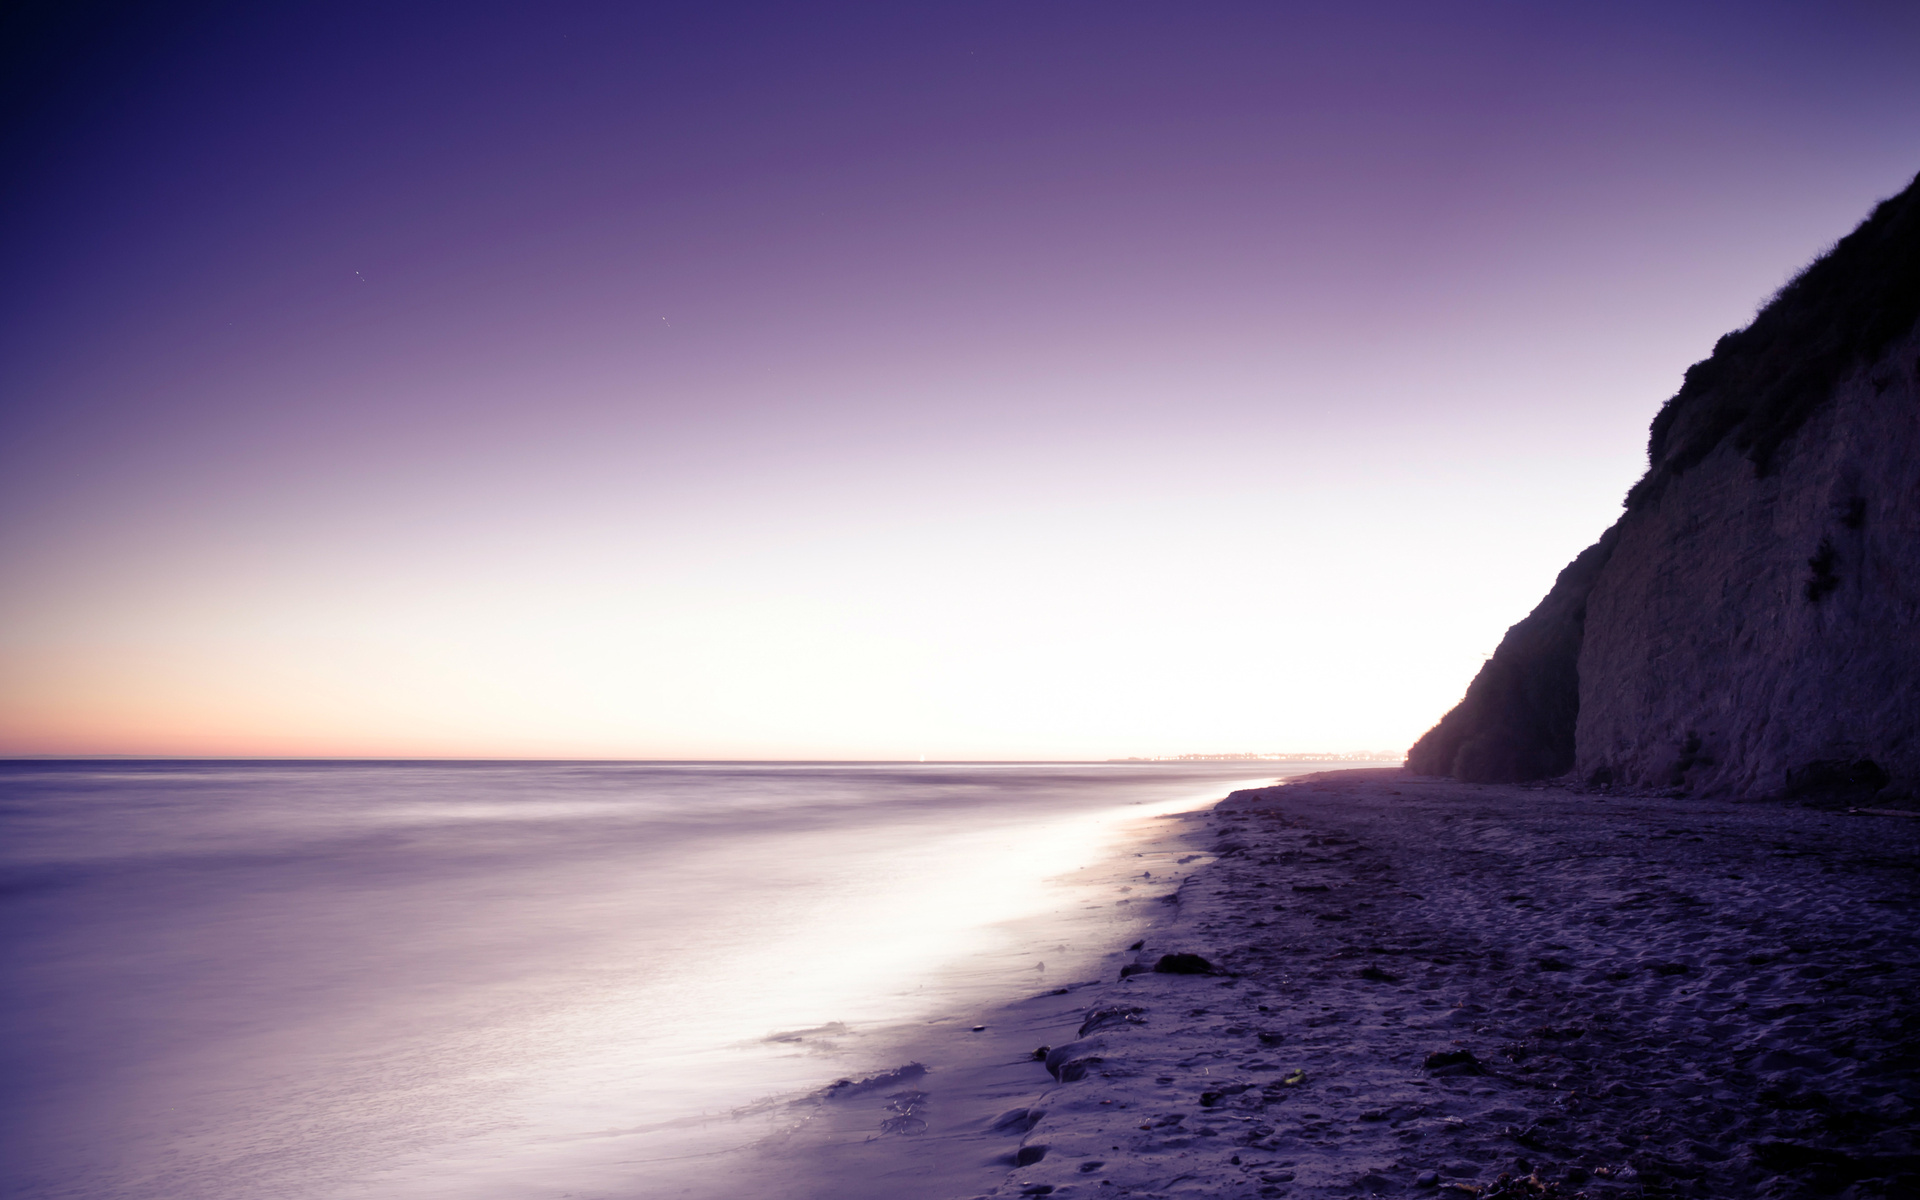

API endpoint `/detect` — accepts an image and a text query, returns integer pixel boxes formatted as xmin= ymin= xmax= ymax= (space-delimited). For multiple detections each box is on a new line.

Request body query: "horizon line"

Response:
xmin=0 ymin=753 xmax=1408 ymax=764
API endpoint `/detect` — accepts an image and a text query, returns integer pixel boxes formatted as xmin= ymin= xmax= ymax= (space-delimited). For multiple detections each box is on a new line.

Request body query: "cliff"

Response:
xmin=1411 ymin=170 xmax=1920 ymax=799
xmin=1404 ymin=528 xmax=1618 ymax=782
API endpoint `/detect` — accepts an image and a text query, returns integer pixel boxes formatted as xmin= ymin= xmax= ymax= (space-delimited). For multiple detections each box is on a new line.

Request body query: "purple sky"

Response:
xmin=3 ymin=1 xmax=1917 ymax=758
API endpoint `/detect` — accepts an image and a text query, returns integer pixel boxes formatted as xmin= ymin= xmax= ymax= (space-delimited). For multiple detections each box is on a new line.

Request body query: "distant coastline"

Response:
xmin=1108 ymin=751 xmax=1405 ymax=763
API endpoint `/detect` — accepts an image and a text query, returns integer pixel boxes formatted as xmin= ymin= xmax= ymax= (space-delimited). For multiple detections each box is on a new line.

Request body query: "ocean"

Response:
xmin=0 ymin=759 xmax=1360 ymax=1199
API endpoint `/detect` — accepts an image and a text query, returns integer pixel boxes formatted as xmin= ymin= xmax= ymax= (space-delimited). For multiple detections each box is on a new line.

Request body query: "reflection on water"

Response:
xmin=0 ymin=760 xmax=1334 ymax=1199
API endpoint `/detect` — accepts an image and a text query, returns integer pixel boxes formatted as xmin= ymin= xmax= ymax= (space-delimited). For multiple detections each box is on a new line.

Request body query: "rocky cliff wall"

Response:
xmin=1575 ymin=327 xmax=1920 ymax=798
xmin=1412 ymin=170 xmax=1920 ymax=799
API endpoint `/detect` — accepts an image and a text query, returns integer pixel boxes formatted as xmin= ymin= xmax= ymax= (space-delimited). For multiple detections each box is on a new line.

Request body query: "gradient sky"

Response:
xmin=3 ymin=1 xmax=1917 ymax=759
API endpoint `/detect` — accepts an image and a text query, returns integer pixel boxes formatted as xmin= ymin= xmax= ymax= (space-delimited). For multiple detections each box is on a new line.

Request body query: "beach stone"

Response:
xmin=1077 ymin=1004 xmax=1147 ymax=1037
xmin=821 ymin=1062 xmax=927 ymax=1098
xmin=1423 ymin=1049 xmax=1483 ymax=1074
xmin=1013 ymin=1145 xmax=1048 ymax=1166
xmin=1043 ymin=1039 xmax=1107 ymax=1081
xmin=991 ymin=1107 xmax=1043 ymax=1134
xmin=1416 ymin=1170 xmax=1440 ymax=1187
xmin=1152 ymin=953 xmax=1214 ymax=974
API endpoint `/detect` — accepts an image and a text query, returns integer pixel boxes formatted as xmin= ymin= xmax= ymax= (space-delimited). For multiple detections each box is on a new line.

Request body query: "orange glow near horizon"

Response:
xmin=6 ymin=4 xmax=1917 ymax=759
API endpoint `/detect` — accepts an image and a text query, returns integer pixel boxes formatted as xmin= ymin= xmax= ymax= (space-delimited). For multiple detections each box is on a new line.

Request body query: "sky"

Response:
xmin=2 ymin=1 xmax=1917 ymax=760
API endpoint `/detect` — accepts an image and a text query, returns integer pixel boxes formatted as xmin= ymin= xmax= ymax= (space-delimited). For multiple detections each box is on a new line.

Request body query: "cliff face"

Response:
xmin=1405 ymin=528 xmax=1617 ymax=782
xmin=1413 ymin=171 xmax=1920 ymax=799
xmin=1576 ymin=327 xmax=1920 ymax=798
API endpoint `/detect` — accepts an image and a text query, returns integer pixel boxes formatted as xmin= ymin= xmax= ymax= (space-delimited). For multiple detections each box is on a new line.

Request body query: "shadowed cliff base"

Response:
xmin=1406 ymin=529 xmax=1618 ymax=784
xmin=1414 ymin=169 xmax=1920 ymax=799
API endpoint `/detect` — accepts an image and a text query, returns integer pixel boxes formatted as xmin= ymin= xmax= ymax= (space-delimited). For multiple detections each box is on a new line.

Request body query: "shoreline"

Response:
xmin=726 ymin=797 xmax=1232 ymax=1200
xmin=798 ymin=768 xmax=1918 ymax=1200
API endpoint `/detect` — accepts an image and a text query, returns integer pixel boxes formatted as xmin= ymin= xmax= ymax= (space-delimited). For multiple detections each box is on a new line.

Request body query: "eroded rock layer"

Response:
xmin=1576 ymin=327 xmax=1920 ymax=798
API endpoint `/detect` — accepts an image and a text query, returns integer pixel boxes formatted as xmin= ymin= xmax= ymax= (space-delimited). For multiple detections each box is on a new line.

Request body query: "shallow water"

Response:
xmin=0 ymin=760 xmax=1353 ymax=1199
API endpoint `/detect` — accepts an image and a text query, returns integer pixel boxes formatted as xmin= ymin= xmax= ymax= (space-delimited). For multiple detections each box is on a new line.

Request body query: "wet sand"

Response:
xmin=771 ymin=769 xmax=1920 ymax=1199
xmin=729 ymin=806 xmax=1222 ymax=1200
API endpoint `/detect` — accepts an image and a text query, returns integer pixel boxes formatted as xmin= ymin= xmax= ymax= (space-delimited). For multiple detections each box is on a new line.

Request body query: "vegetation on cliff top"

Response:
xmin=1630 ymin=169 xmax=1920 ymax=508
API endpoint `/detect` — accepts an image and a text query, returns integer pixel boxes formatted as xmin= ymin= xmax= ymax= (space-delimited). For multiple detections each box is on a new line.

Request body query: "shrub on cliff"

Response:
xmin=1632 ymin=170 xmax=1920 ymax=507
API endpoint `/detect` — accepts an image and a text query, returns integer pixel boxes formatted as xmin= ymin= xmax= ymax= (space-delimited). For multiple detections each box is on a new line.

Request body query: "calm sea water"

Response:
xmin=0 ymin=760 xmax=1355 ymax=1199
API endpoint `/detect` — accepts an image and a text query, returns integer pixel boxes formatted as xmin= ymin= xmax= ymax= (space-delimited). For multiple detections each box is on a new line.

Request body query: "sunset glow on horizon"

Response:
xmin=4 ymin=2 xmax=1918 ymax=759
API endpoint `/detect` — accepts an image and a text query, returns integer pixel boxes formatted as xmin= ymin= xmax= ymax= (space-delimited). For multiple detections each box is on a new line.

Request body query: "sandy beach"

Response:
xmin=766 ymin=769 xmax=1920 ymax=1200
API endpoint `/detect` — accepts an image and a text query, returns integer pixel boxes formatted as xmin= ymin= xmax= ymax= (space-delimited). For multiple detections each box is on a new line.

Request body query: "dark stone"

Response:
xmin=1078 ymin=1161 xmax=1105 ymax=1173
xmin=1357 ymin=965 xmax=1402 ymax=982
xmin=1422 ymin=1049 xmax=1483 ymax=1074
xmin=820 ymin=1063 xmax=927 ymax=1098
xmin=1030 ymin=1046 xmax=1050 ymax=1061
xmin=1013 ymin=1145 xmax=1048 ymax=1167
xmin=1119 ymin=963 xmax=1149 ymax=979
xmin=1153 ymin=953 xmax=1215 ymax=975
xmin=1416 ymin=1170 xmax=1440 ymax=1187
xmin=1507 ymin=1124 xmax=1551 ymax=1150
xmin=1043 ymin=1038 xmax=1110 ymax=1083
xmin=1201 ymin=1083 xmax=1252 ymax=1107
xmin=1128 ymin=940 xmax=1145 ymax=951
xmin=1078 ymin=1005 xmax=1147 ymax=1038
